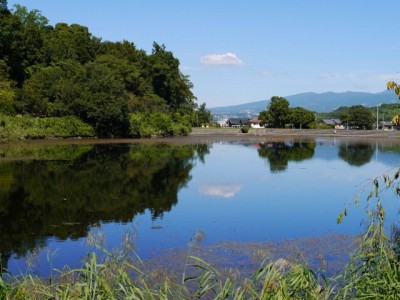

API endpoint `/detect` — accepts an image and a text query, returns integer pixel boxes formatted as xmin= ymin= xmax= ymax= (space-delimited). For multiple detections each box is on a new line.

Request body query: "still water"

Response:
xmin=1 ymin=137 xmax=400 ymax=275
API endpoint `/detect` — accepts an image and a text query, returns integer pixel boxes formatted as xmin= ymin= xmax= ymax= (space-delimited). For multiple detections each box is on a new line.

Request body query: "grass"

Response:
xmin=1 ymin=253 xmax=334 ymax=299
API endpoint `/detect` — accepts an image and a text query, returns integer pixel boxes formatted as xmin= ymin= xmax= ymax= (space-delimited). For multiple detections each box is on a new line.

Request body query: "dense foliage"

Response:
xmin=0 ymin=1 xmax=197 ymax=138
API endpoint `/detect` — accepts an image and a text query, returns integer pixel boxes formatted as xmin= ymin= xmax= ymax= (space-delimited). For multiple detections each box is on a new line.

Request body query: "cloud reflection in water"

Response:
xmin=199 ymin=183 xmax=242 ymax=198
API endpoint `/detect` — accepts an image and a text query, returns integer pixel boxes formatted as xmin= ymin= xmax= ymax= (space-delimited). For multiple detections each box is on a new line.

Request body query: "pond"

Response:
xmin=1 ymin=137 xmax=400 ymax=276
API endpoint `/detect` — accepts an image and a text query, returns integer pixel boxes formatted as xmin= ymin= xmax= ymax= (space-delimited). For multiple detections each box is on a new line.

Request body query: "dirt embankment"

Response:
xmin=190 ymin=128 xmax=400 ymax=139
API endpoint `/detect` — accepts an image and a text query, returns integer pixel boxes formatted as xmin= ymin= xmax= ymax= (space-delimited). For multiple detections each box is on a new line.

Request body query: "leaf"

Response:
xmin=396 ymin=187 xmax=400 ymax=196
xmin=355 ymin=196 xmax=359 ymax=207
xmin=374 ymin=179 xmax=379 ymax=197
xmin=337 ymin=212 xmax=343 ymax=224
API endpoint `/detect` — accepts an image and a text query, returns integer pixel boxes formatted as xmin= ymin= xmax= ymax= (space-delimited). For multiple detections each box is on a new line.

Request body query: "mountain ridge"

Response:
xmin=210 ymin=90 xmax=398 ymax=119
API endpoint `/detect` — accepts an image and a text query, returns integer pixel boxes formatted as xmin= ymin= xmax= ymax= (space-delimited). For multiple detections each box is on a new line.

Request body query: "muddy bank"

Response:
xmin=142 ymin=234 xmax=356 ymax=280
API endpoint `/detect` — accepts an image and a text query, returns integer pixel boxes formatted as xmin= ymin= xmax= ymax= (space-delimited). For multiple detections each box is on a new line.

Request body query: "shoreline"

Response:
xmin=190 ymin=127 xmax=400 ymax=138
xmin=0 ymin=128 xmax=399 ymax=146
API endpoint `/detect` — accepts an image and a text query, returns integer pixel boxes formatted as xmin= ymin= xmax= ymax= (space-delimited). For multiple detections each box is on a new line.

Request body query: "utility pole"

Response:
xmin=376 ymin=106 xmax=379 ymax=131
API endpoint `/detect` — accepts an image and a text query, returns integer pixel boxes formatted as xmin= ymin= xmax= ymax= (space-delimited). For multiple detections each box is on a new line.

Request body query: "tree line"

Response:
xmin=258 ymin=95 xmax=400 ymax=130
xmin=0 ymin=1 xmax=209 ymax=138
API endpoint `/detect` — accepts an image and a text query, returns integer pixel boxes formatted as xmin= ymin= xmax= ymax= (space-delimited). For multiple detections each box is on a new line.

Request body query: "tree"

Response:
xmin=259 ymin=109 xmax=272 ymax=126
xmin=17 ymin=62 xmax=81 ymax=116
xmin=347 ymin=105 xmax=375 ymax=129
xmin=0 ymin=0 xmax=8 ymax=13
xmin=0 ymin=10 xmax=25 ymax=85
xmin=193 ymin=103 xmax=212 ymax=127
xmin=0 ymin=59 xmax=15 ymax=115
xmin=289 ymin=107 xmax=315 ymax=129
xmin=73 ymin=60 xmax=129 ymax=136
xmin=340 ymin=111 xmax=351 ymax=128
xmin=44 ymin=23 xmax=97 ymax=64
xmin=12 ymin=4 xmax=49 ymax=68
xmin=260 ymin=96 xmax=290 ymax=128
xmin=148 ymin=43 xmax=196 ymax=112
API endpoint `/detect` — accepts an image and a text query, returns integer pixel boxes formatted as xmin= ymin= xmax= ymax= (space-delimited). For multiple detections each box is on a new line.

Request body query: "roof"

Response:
xmin=249 ymin=118 xmax=261 ymax=123
xmin=321 ymin=118 xmax=342 ymax=125
xmin=228 ymin=118 xmax=250 ymax=125
xmin=321 ymin=119 xmax=336 ymax=125
xmin=380 ymin=121 xmax=393 ymax=126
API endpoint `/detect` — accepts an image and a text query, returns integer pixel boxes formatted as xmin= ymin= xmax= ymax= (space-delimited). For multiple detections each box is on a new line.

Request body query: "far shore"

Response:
xmin=188 ymin=127 xmax=400 ymax=141
xmin=0 ymin=127 xmax=399 ymax=147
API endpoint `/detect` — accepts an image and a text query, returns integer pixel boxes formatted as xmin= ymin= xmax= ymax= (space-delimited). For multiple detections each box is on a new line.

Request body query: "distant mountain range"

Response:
xmin=210 ymin=90 xmax=398 ymax=120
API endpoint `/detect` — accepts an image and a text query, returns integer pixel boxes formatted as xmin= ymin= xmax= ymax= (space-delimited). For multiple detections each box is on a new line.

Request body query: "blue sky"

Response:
xmin=7 ymin=0 xmax=400 ymax=107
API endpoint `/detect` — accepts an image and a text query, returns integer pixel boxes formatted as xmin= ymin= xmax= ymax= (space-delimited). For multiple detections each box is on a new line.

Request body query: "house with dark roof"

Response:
xmin=379 ymin=121 xmax=394 ymax=131
xmin=227 ymin=118 xmax=250 ymax=128
xmin=320 ymin=118 xmax=345 ymax=129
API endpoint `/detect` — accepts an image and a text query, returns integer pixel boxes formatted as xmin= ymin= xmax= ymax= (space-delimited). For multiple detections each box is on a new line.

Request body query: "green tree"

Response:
xmin=261 ymin=96 xmax=290 ymax=128
xmin=17 ymin=62 xmax=82 ymax=116
xmin=74 ymin=60 xmax=129 ymax=136
xmin=12 ymin=4 xmax=49 ymax=68
xmin=193 ymin=103 xmax=212 ymax=127
xmin=99 ymin=41 xmax=155 ymax=100
xmin=0 ymin=0 xmax=8 ymax=12
xmin=148 ymin=43 xmax=196 ymax=112
xmin=0 ymin=59 xmax=15 ymax=115
xmin=259 ymin=109 xmax=272 ymax=126
xmin=339 ymin=111 xmax=351 ymax=128
xmin=289 ymin=106 xmax=315 ymax=129
xmin=44 ymin=23 xmax=97 ymax=64
xmin=347 ymin=105 xmax=375 ymax=129
xmin=0 ymin=9 xmax=25 ymax=85
xmin=0 ymin=78 xmax=15 ymax=115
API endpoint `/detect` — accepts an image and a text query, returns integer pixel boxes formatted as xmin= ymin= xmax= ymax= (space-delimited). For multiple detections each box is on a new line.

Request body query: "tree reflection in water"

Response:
xmin=257 ymin=141 xmax=316 ymax=172
xmin=338 ymin=142 xmax=374 ymax=166
xmin=0 ymin=142 xmax=210 ymax=272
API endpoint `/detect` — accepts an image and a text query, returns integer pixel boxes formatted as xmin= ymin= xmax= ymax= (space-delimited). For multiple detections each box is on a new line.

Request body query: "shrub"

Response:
xmin=0 ymin=115 xmax=95 ymax=140
xmin=129 ymin=112 xmax=191 ymax=138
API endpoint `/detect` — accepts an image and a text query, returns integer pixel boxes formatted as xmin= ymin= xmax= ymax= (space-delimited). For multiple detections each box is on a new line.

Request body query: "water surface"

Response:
xmin=1 ymin=137 xmax=400 ymax=275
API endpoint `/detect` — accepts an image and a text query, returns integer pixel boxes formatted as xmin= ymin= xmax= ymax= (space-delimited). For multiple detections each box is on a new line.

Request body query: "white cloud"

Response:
xmin=200 ymin=53 xmax=244 ymax=66
xmin=199 ymin=183 xmax=242 ymax=198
